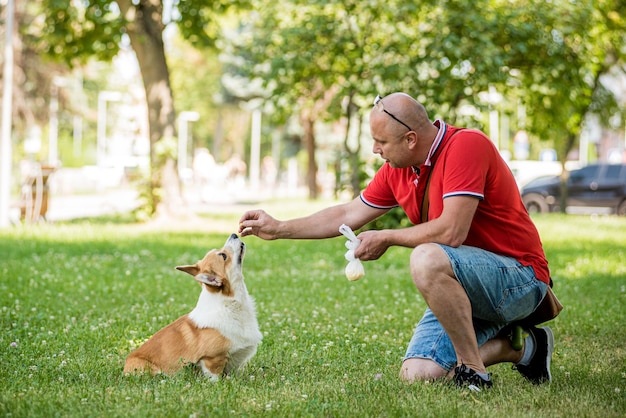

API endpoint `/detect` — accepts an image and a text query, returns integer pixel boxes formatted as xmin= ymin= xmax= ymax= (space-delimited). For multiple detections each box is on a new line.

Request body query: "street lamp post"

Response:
xmin=0 ymin=0 xmax=15 ymax=228
xmin=177 ymin=111 xmax=199 ymax=179
xmin=250 ymin=109 xmax=261 ymax=191
xmin=48 ymin=76 xmax=69 ymax=166
xmin=96 ymin=91 xmax=123 ymax=167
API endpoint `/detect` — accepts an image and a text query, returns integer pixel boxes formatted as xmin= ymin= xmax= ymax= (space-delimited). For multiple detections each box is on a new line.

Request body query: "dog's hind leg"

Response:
xmin=124 ymin=355 xmax=160 ymax=375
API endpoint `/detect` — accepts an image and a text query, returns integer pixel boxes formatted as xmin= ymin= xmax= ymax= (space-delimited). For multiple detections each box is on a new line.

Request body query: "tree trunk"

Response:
xmin=341 ymin=93 xmax=363 ymax=199
xmin=558 ymin=133 xmax=577 ymax=213
xmin=302 ymin=116 xmax=318 ymax=200
xmin=115 ymin=0 xmax=187 ymax=219
xmin=297 ymin=86 xmax=338 ymax=200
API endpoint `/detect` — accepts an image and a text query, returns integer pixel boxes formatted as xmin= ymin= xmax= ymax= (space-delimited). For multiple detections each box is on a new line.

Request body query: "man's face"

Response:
xmin=370 ymin=112 xmax=412 ymax=168
xmin=371 ymin=132 xmax=410 ymax=168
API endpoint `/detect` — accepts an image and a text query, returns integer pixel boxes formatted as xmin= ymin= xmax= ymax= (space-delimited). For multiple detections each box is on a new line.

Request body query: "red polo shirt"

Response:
xmin=361 ymin=120 xmax=550 ymax=284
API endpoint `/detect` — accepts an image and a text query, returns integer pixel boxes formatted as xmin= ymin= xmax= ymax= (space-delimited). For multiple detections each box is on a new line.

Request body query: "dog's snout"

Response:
xmin=230 ymin=233 xmax=239 ymax=240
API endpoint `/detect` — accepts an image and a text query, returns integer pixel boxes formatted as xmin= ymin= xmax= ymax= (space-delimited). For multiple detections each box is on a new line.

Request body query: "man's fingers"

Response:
xmin=238 ymin=212 xmax=254 ymax=224
xmin=239 ymin=211 xmax=258 ymax=233
xmin=239 ymin=220 xmax=252 ymax=234
xmin=239 ymin=210 xmax=264 ymax=223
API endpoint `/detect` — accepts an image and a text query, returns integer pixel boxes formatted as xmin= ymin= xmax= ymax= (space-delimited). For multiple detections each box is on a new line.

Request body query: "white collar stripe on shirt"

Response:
xmin=425 ymin=120 xmax=446 ymax=166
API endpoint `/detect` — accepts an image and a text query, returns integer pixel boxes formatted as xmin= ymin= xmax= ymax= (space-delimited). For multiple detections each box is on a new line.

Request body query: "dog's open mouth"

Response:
xmin=197 ymin=274 xmax=223 ymax=288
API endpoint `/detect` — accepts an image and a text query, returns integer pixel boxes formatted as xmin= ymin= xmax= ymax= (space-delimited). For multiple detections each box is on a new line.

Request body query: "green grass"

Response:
xmin=1 ymin=208 xmax=625 ymax=417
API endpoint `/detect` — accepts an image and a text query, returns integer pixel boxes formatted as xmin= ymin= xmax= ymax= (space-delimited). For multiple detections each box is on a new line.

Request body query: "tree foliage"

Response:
xmin=30 ymin=0 xmax=124 ymax=66
xmin=8 ymin=0 xmax=625 ymax=207
xmin=504 ymin=0 xmax=626 ymax=161
xmin=31 ymin=0 xmax=250 ymax=217
xmin=224 ymin=0 xmax=625 ymax=199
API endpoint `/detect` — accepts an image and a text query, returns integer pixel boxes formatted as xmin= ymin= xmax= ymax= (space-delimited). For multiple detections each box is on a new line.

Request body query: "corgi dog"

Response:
xmin=124 ymin=233 xmax=262 ymax=380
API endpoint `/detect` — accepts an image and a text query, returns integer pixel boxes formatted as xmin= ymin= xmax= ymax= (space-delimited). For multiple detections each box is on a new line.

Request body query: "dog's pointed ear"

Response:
xmin=176 ymin=265 xmax=199 ymax=276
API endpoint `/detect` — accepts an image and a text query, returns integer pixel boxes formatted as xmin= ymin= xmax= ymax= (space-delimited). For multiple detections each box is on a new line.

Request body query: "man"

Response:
xmin=238 ymin=92 xmax=554 ymax=390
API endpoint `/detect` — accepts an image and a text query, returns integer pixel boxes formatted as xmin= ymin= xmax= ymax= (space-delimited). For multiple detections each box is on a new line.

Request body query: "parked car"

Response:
xmin=520 ymin=163 xmax=626 ymax=215
xmin=506 ymin=160 xmax=563 ymax=189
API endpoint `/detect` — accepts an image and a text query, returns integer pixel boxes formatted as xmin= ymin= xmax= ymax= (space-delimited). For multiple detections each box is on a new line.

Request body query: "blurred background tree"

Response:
xmin=220 ymin=0 xmax=626 ymax=198
xmin=28 ymin=0 xmax=250 ymax=218
xmin=2 ymin=0 xmax=624 ymax=215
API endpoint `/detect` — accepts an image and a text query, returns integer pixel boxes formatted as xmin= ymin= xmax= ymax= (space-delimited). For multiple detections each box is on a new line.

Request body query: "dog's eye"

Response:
xmin=218 ymin=252 xmax=228 ymax=261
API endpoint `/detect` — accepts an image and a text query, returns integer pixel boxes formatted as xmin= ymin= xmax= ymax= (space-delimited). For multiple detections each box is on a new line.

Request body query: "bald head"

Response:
xmin=369 ymin=93 xmax=440 ymax=167
xmin=370 ymin=92 xmax=437 ymax=140
xmin=378 ymin=93 xmax=432 ymax=133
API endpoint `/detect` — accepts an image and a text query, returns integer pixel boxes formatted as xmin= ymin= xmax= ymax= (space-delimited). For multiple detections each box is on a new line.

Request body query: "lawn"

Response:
xmin=1 ymin=203 xmax=625 ymax=417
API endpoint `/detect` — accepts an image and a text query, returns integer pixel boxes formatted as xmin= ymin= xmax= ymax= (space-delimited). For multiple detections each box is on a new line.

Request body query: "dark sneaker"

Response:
xmin=453 ymin=364 xmax=493 ymax=392
xmin=514 ymin=326 xmax=554 ymax=384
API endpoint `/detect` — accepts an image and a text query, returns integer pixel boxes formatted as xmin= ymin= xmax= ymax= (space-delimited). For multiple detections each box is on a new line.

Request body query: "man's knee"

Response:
xmin=410 ymin=243 xmax=450 ymax=290
xmin=399 ymin=358 xmax=450 ymax=382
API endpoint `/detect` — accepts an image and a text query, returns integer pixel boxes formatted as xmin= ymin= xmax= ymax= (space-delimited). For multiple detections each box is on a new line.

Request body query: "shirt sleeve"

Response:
xmin=360 ymin=163 xmax=399 ymax=209
xmin=441 ymin=131 xmax=492 ymax=200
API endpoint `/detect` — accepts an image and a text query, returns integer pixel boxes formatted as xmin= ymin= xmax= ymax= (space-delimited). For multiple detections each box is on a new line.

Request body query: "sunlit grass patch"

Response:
xmin=1 ymin=213 xmax=625 ymax=417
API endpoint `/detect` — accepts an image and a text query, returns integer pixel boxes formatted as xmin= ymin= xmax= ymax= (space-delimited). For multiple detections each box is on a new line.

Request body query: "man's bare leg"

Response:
xmin=399 ymin=358 xmax=450 ymax=382
xmin=399 ymin=337 xmax=524 ymax=382
xmin=409 ymin=243 xmax=486 ymax=374
xmin=480 ymin=335 xmax=524 ymax=366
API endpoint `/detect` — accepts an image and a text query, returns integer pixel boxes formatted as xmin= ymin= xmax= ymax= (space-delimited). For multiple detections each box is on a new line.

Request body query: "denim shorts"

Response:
xmin=404 ymin=245 xmax=548 ymax=371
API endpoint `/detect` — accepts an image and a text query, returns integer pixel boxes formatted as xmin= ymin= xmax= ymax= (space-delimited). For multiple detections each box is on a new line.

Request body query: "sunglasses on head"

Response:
xmin=373 ymin=94 xmax=413 ymax=132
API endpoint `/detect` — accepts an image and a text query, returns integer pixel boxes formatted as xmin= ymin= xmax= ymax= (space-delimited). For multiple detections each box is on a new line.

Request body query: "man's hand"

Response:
xmin=353 ymin=230 xmax=391 ymax=261
xmin=238 ymin=210 xmax=280 ymax=240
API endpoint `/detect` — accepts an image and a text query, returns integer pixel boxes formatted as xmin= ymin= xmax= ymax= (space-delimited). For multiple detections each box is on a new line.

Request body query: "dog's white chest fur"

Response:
xmin=189 ymin=285 xmax=262 ymax=356
xmin=124 ymin=234 xmax=261 ymax=380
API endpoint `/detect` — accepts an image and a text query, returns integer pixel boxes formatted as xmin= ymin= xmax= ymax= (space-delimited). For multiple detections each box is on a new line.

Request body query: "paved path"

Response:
xmin=45 ymin=188 xmax=140 ymax=221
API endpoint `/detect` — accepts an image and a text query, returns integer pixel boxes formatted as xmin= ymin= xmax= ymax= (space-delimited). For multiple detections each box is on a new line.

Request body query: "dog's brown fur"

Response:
xmin=123 ymin=234 xmax=261 ymax=380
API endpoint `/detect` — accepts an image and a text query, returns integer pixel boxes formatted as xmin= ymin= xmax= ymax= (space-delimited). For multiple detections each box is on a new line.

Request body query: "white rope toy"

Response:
xmin=339 ymin=224 xmax=365 ymax=281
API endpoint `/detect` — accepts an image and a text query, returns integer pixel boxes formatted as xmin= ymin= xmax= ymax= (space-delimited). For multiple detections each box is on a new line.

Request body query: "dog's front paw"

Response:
xmin=205 ymin=373 xmax=220 ymax=382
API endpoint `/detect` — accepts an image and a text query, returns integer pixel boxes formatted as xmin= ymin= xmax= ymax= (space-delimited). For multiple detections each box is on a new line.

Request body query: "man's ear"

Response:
xmin=176 ymin=265 xmax=199 ymax=276
xmin=406 ymin=131 xmax=419 ymax=149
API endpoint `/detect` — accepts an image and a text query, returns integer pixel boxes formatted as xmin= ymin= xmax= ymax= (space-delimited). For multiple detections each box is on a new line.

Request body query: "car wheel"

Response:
xmin=522 ymin=193 xmax=549 ymax=214
xmin=617 ymin=200 xmax=626 ymax=216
